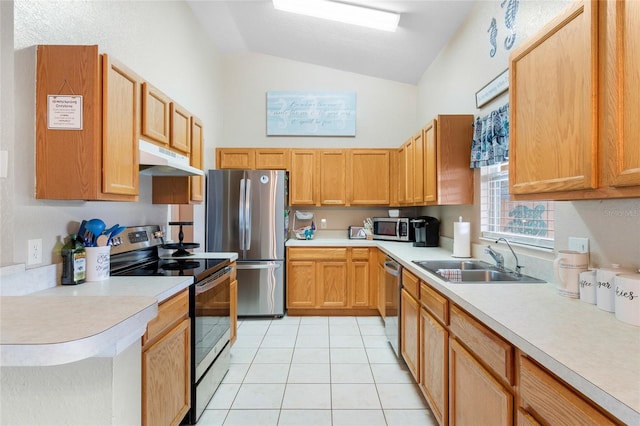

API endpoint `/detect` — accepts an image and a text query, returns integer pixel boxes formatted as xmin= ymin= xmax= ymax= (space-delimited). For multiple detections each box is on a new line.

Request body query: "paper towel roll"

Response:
xmin=453 ymin=221 xmax=471 ymax=258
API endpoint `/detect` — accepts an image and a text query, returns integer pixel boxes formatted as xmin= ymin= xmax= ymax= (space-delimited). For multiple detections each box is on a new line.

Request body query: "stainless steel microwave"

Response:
xmin=372 ymin=217 xmax=414 ymax=242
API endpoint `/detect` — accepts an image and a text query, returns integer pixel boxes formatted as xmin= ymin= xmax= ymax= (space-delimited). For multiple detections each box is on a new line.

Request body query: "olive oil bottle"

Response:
xmin=61 ymin=234 xmax=86 ymax=285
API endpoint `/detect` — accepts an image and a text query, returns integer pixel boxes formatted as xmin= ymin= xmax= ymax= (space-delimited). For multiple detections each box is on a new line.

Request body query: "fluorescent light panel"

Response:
xmin=272 ymin=0 xmax=400 ymax=32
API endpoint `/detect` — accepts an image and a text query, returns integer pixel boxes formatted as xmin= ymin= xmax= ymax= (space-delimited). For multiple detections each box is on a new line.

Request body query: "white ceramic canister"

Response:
xmin=85 ymin=246 xmax=111 ymax=281
xmin=614 ymin=273 xmax=640 ymax=326
xmin=553 ymin=250 xmax=588 ymax=298
xmin=578 ymin=270 xmax=597 ymax=304
xmin=596 ymin=264 xmax=634 ymax=312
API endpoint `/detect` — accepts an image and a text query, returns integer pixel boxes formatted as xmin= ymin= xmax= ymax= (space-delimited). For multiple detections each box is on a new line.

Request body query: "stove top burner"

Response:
xmin=162 ymin=260 xmax=201 ymax=271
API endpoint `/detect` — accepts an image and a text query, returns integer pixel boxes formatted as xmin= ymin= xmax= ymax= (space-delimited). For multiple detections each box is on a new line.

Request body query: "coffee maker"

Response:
xmin=410 ymin=216 xmax=440 ymax=247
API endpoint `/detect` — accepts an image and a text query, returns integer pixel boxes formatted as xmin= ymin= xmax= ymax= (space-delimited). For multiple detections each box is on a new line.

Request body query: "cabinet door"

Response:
xmin=401 ymin=288 xmax=420 ymax=381
xmin=423 ymin=120 xmax=437 ymax=203
xmin=509 ymin=1 xmax=598 ymax=195
xmin=413 ymin=130 xmax=424 ymax=204
xmin=420 ymin=308 xmax=448 ymax=426
xmin=255 ymin=149 xmax=290 ymax=170
xmin=216 ymin=148 xmax=255 ymax=169
xmin=102 ymin=54 xmax=140 ymax=198
xmin=317 ymin=261 xmax=348 ymax=308
xmin=141 ymin=82 xmax=171 ymax=145
xmin=190 ymin=117 xmax=204 ymax=202
xmin=348 ymin=150 xmax=391 ymax=205
xmin=449 ymin=338 xmax=513 ymax=426
xmin=319 ymin=150 xmax=347 ymax=205
xmin=287 ymin=261 xmax=316 ymax=308
xmin=290 ymin=150 xmax=318 ymax=205
xmin=170 ymin=102 xmax=191 ymax=154
xmin=351 ymin=261 xmax=370 ymax=307
xmin=604 ymin=0 xmax=640 ymax=188
xmin=377 ymin=261 xmax=386 ymax=319
xmin=142 ymin=318 xmax=191 ymax=426
xmin=397 ymin=146 xmax=407 ymax=204
xmin=404 ymin=138 xmax=415 ymax=205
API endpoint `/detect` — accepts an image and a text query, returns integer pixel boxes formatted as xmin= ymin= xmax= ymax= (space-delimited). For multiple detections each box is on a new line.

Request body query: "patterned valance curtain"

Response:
xmin=470 ymin=103 xmax=510 ymax=168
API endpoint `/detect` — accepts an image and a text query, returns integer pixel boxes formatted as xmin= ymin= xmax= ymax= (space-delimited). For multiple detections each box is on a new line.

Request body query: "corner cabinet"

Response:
xmin=142 ymin=289 xmax=191 ymax=426
xmin=509 ymin=0 xmax=640 ymax=200
xmin=36 ymin=45 xmax=139 ymax=201
xmin=348 ymin=150 xmax=391 ymax=205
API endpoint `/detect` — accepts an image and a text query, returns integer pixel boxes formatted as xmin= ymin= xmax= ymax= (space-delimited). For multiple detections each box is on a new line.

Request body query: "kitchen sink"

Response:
xmin=412 ymin=260 xmax=546 ymax=284
xmin=413 ymin=260 xmax=495 ymax=271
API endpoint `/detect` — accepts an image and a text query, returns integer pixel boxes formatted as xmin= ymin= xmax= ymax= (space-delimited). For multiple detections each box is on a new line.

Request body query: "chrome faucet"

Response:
xmin=485 ymin=245 xmax=504 ymax=271
xmin=495 ymin=238 xmax=523 ymax=276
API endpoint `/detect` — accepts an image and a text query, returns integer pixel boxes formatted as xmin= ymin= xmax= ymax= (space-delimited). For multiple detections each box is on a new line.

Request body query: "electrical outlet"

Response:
xmin=27 ymin=239 xmax=43 ymax=265
xmin=320 ymin=218 xmax=327 ymax=229
xmin=568 ymin=237 xmax=589 ymax=253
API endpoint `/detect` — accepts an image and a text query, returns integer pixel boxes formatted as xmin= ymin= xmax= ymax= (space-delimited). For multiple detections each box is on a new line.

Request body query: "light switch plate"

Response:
xmin=568 ymin=237 xmax=589 ymax=253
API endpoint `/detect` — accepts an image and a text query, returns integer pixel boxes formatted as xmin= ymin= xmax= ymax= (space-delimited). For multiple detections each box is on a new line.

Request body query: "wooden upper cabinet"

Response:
xmin=510 ymin=0 xmax=598 ymax=196
xmin=319 ymin=150 xmax=347 ymax=205
xmin=413 ymin=130 xmax=424 ymax=204
xmin=189 ymin=117 xmax=204 ymax=202
xmin=602 ymin=0 xmax=640 ymax=190
xmin=397 ymin=145 xmax=407 ymax=204
xmin=255 ymin=149 xmax=289 ymax=170
xmin=510 ymin=0 xmax=640 ymax=199
xmin=290 ymin=149 xmax=318 ymax=205
xmin=170 ymin=102 xmax=191 ymax=154
xmin=348 ymin=149 xmax=391 ymax=205
xmin=216 ymin=148 xmax=256 ymax=169
xmin=35 ymin=45 xmax=139 ymax=201
xmin=423 ymin=120 xmax=437 ymax=203
xmin=430 ymin=115 xmax=474 ymax=205
xmin=141 ymin=82 xmax=171 ymax=146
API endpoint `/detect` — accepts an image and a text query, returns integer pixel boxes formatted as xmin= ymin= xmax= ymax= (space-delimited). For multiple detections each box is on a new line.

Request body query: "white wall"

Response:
xmin=2 ymin=0 xmax=223 ymax=269
xmin=416 ymin=0 xmax=640 ymax=270
xmin=220 ymin=53 xmax=417 ymax=149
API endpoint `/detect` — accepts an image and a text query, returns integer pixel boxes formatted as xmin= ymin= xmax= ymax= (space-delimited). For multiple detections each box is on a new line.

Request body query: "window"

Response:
xmin=480 ymin=163 xmax=554 ymax=249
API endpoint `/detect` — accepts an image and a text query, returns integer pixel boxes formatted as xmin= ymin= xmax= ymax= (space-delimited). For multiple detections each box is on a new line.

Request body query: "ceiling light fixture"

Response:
xmin=272 ymin=0 xmax=400 ymax=32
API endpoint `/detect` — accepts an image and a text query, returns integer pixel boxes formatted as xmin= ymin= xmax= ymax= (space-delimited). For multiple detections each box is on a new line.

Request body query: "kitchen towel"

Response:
xmin=453 ymin=220 xmax=471 ymax=258
xmin=437 ymin=269 xmax=462 ymax=282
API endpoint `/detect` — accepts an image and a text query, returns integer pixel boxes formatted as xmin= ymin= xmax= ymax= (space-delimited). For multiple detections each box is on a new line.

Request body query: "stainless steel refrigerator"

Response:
xmin=206 ymin=169 xmax=286 ymax=317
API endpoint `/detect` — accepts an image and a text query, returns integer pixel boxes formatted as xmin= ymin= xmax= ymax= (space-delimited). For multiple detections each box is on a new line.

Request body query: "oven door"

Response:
xmin=191 ymin=265 xmax=233 ymax=423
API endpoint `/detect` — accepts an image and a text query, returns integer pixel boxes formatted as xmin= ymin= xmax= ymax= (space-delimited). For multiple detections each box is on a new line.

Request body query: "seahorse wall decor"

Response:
xmin=505 ymin=205 xmax=548 ymax=236
xmin=501 ymin=0 xmax=520 ymax=50
xmin=487 ymin=17 xmax=498 ymax=57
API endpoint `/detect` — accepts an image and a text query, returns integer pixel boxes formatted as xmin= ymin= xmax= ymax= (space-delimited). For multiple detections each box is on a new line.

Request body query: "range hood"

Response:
xmin=138 ymin=140 xmax=203 ymax=177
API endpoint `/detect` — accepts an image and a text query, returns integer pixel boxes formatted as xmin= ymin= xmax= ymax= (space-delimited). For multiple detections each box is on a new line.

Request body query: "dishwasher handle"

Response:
xmin=383 ymin=260 xmax=401 ymax=277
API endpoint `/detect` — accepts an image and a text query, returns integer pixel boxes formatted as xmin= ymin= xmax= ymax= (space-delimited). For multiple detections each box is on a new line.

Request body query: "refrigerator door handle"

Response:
xmin=245 ymin=178 xmax=252 ymax=250
xmin=239 ymin=178 xmax=246 ymax=251
xmin=237 ymin=262 xmax=282 ymax=270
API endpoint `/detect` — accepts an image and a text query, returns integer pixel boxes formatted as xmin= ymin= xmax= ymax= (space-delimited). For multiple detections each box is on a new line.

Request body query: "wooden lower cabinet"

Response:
xmin=286 ymin=247 xmax=377 ymax=314
xmin=419 ymin=307 xmax=448 ymax=426
xmin=401 ymin=288 xmax=420 ymax=381
xmin=449 ymin=338 xmax=513 ymax=426
xmin=142 ymin=288 xmax=190 ymax=426
xmin=518 ymin=355 xmax=617 ymax=425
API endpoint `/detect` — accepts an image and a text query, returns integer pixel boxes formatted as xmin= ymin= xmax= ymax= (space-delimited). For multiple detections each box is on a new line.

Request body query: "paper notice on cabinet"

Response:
xmin=47 ymin=95 xmax=83 ymax=130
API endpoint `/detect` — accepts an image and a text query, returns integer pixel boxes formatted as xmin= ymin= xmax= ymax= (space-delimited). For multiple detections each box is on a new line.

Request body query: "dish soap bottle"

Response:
xmin=61 ymin=234 xmax=86 ymax=285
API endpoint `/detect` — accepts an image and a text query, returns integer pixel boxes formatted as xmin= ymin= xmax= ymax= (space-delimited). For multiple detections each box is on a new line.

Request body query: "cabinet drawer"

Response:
xmin=351 ymin=248 xmax=370 ymax=260
xmin=144 ymin=289 xmax=189 ymax=346
xmin=420 ymin=283 xmax=448 ymax=325
xmin=288 ymin=248 xmax=348 ymax=261
xmin=449 ymin=304 xmax=513 ymax=385
xmin=519 ymin=356 xmax=616 ymax=426
xmin=402 ymin=269 xmax=420 ymax=300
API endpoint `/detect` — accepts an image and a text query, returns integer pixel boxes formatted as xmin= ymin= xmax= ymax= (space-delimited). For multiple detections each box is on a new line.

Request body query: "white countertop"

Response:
xmin=287 ymin=235 xmax=640 ymax=425
xmin=0 ymin=252 xmax=239 ymax=368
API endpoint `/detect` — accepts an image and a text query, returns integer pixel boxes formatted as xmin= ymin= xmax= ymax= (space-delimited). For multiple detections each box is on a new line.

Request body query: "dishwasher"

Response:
xmin=383 ymin=255 xmax=403 ymax=357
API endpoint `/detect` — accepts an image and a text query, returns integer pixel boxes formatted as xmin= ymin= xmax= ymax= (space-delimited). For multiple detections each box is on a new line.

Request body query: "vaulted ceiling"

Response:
xmin=187 ymin=0 xmax=476 ymax=85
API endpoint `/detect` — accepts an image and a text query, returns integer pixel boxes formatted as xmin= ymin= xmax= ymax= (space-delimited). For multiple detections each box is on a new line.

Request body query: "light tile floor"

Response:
xmin=198 ymin=315 xmax=437 ymax=426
